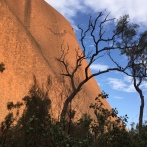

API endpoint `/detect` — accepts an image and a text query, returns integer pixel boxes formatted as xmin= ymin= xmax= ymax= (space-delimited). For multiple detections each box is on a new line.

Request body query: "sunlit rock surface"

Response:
xmin=0 ymin=0 xmax=111 ymax=121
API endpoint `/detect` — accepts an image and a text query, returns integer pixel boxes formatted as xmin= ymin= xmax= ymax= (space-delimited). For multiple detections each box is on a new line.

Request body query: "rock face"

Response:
xmin=0 ymin=0 xmax=111 ymax=121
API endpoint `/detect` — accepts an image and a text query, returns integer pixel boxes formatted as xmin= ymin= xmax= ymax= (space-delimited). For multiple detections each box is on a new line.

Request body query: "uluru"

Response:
xmin=0 ymin=0 xmax=112 ymax=122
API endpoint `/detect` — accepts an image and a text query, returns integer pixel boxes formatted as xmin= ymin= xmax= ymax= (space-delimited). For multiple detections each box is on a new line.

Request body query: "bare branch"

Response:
xmin=57 ymin=12 xmax=147 ymax=130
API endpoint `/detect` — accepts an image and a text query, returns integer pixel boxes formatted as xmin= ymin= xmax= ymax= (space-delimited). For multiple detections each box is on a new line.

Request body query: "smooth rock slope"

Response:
xmin=0 ymin=0 xmax=111 ymax=121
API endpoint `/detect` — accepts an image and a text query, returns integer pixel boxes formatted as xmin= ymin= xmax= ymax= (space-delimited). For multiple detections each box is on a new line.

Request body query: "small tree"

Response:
xmin=115 ymin=15 xmax=147 ymax=133
xmin=57 ymin=12 xmax=145 ymax=125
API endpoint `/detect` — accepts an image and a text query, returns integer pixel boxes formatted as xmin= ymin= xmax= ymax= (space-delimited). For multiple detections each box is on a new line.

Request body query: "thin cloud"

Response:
xmin=123 ymin=76 xmax=133 ymax=83
xmin=90 ymin=64 xmax=109 ymax=71
xmin=107 ymin=75 xmax=147 ymax=93
xmin=45 ymin=0 xmax=147 ymax=29
xmin=123 ymin=76 xmax=147 ymax=91
xmin=45 ymin=0 xmax=84 ymax=23
xmin=107 ymin=78 xmax=127 ymax=90
xmin=113 ymin=96 xmax=123 ymax=100
xmin=107 ymin=77 xmax=136 ymax=93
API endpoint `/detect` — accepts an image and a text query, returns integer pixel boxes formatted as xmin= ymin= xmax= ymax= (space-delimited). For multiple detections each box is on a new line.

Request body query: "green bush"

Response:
xmin=1 ymin=88 xmax=147 ymax=147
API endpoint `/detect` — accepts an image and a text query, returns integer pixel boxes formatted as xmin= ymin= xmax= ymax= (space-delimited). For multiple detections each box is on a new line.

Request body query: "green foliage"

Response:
xmin=116 ymin=14 xmax=147 ymax=134
xmin=0 ymin=101 xmax=23 ymax=147
xmin=0 ymin=84 xmax=89 ymax=147
xmin=1 ymin=85 xmax=147 ymax=147
xmin=116 ymin=15 xmax=147 ymax=78
xmin=128 ymin=121 xmax=147 ymax=147
xmin=89 ymin=92 xmax=130 ymax=147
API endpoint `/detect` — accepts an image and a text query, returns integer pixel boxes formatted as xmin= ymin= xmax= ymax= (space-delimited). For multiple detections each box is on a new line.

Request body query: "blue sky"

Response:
xmin=45 ymin=0 xmax=147 ymax=128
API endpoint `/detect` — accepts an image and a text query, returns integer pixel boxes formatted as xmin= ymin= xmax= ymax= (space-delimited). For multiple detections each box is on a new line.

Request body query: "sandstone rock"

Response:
xmin=0 ymin=0 xmax=111 ymax=121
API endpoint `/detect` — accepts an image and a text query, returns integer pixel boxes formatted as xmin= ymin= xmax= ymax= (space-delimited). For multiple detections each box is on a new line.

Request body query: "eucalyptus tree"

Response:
xmin=115 ymin=15 xmax=147 ymax=133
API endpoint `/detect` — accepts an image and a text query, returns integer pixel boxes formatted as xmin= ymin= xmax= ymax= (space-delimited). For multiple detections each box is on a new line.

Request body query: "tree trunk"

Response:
xmin=60 ymin=91 xmax=78 ymax=131
xmin=60 ymin=91 xmax=78 ymax=122
xmin=60 ymin=81 xmax=85 ymax=131
xmin=139 ymin=95 xmax=144 ymax=134
xmin=60 ymin=79 xmax=87 ymax=123
xmin=68 ymin=102 xmax=72 ymax=134
xmin=133 ymin=78 xmax=144 ymax=134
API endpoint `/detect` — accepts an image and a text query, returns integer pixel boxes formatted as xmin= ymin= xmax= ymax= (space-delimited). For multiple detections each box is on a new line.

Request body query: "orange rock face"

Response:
xmin=0 ymin=0 xmax=111 ymax=122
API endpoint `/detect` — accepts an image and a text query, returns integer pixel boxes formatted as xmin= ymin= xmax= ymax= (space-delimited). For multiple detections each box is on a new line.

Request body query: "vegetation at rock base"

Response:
xmin=0 ymin=83 xmax=147 ymax=147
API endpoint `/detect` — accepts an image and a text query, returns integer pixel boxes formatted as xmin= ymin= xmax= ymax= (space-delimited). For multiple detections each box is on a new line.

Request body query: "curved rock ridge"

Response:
xmin=0 ymin=0 xmax=111 ymax=121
